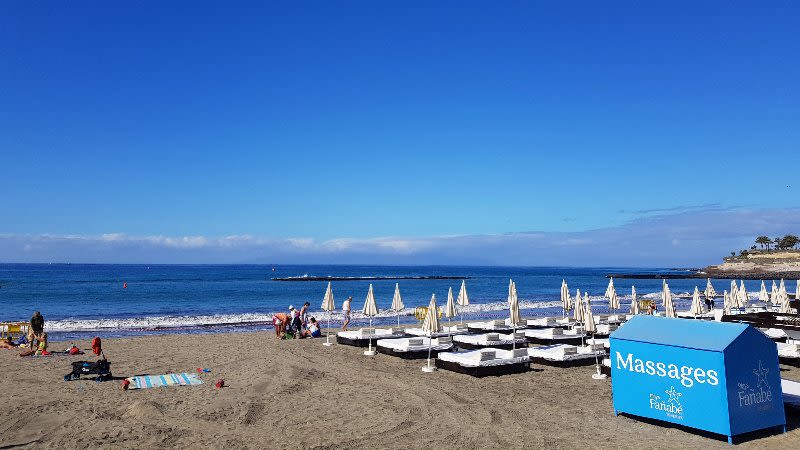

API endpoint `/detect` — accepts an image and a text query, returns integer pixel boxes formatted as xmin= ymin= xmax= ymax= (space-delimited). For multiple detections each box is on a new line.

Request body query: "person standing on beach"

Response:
xmin=299 ymin=302 xmax=310 ymax=325
xmin=342 ymin=296 xmax=352 ymax=331
xmin=28 ymin=311 xmax=45 ymax=350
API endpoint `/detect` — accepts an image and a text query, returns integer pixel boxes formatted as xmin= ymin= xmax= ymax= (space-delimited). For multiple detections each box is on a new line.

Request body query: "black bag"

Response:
xmin=64 ymin=359 xmax=112 ymax=382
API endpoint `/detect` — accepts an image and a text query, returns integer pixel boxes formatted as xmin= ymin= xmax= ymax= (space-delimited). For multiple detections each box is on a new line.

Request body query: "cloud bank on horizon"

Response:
xmin=2 ymin=207 xmax=799 ymax=267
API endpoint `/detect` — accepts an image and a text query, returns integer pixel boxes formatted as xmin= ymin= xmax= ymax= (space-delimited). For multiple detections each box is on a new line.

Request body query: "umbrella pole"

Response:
xmin=512 ymin=325 xmax=516 ymax=350
xmin=364 ymin=317 xmax=376 ymax=356
xmin=324 ymin=311 xmax=333 ymax=346
xmin=422 ymin=335 xmax=436 ymax=372
xmin=591 ymin=332 xmax=607 ymax=380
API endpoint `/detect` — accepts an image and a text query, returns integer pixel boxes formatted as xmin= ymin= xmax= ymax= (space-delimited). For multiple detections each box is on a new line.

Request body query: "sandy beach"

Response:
xmin=1 ymin=331 xmax=798 ymax=449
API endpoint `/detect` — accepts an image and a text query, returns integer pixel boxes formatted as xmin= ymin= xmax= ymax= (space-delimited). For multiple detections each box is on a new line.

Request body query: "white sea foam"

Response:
xmin=44 ymin=299 xmax=566 ymax=332
xmin=43 ymin=291 xmax=705 ymax=333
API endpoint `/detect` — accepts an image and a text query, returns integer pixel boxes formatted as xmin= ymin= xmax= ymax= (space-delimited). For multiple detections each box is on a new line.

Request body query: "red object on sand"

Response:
xmin=122 ymin=379 xmax=130 ymax=390
xmin=91 ymin=337 xmax=102 ymax=356
xmin=215 ymin=379 xmax=225 ymax=389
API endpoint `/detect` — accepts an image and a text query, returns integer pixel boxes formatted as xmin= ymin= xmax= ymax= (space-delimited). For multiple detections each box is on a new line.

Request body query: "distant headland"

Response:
xmin=700 ymin=234 xmax=800 ymax=279
xmin=612 ymin=234 xmax=800 ymax=280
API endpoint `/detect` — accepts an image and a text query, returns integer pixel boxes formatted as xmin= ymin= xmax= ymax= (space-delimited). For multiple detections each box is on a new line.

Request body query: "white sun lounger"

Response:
xmin=436 ymin=348 xmax=530 ymax=377
xmin=404 ymin=325 xmax=469 ymax=337
xmin=453 ymin=332 xmax=527 ymax=350
xmin=377 ymin=336 xmax=454 ymax=359
xmin=777 ymin=342 xmax=800 ymax=366
xmin=587 ymin=337 xmax=610 ymax=349
xmin=526 ymin=344 xmax=599 ymax=367
xmin=336 ymin=328 xmax=406 ymax=347
xmin=761 ymin=328 xmax=789 ymax=342
xmin=783 ymin=378 xmax=800 ymax=410
xmin=466 ymin=319 xmax=515 ymax=332
xmin=524 ymin=327 xmax=586 ymax=345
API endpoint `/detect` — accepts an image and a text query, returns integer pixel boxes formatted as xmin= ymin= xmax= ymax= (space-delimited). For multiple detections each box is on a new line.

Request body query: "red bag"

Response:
xmin=91 ymin=337 xmax=102 ymax=356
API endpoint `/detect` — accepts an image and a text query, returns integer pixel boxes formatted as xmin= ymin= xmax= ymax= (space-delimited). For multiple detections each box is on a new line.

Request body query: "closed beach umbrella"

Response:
xmin=663 ymin=282 xmax=676 ymax=318
xmin=605 ymin=277 xmax=620 ymax=313
xmin=456 ymin=280 xmax=469 ymax=324
xmin=738 ymin=280 xmax=749 ymax=310
xmin=321 ymin=282 xmax=336 ymax=346
xmin=421 ymin=294 xmax=441 ymax=372
xmin=771 ymin=280 xmax=780 ymax=306
xmin=445 ymin=286 xmax=457 ymax=333
xmin=508 ymin=281 xmax=522 ymax=349
xmin=797 ymin=280 xmax=800 ymax=302
xmin=779 ymin=290 xmax=793 ymax=314
xmin=704 ymin=278 xmax=717 ymax=301
xmin=730 ymin=280 xmax=739 ymax=307
xmin=573 ymin=288 xmax=584 ymax=324
xmin=561 ymin=279 xmax=572 ymax=318
xmin=390 ymin=283 xmax=404 ymax=328
xmin=582 ymin=301 xmax=594 ymax=348
xmin=758 ymin=281 xmax=769 ymax=303
xmin=362 ymin=284 xmax=379 ymax=356
xmin=690 ymin=286 xmax=704 ymax=317
xmin=723 ymin=290 xmax=731 ymax=316
xmin=629 ymin=286 xmax=640 ymax=315
xmin=780 ymin=279 xmax=787 ymax=296
xmin=584 ymin=302 xmax=596 ymax=334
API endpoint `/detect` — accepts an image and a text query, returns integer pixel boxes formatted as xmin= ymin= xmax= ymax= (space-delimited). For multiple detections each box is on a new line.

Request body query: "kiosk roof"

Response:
xmin=611 ymin=315 xmax=750 ymax=352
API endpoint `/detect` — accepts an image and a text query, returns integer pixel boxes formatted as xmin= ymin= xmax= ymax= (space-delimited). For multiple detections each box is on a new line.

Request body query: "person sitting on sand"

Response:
xmin=19 ymin=333 xmax=49 ymax=357
xmin=342 ymin=296 xmax=352 ymax=331
xmin=302 ymin=317 xmax=322 ymax=338
xmin=0 ymin=337 xmax=16 ymax=349
xmin=273 ymin=312 xmax=289 ymax=338
xmin=28 ymin=311 xmax=45 ymax=350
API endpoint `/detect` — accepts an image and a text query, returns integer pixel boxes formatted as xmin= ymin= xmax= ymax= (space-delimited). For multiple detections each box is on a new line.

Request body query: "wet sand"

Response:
xmin=0 ymin=331 xmax=798 ymax=449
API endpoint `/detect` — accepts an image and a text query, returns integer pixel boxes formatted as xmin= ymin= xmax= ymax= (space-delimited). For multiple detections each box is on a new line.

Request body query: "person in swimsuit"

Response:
xmin=272 ymin=312 xmax=289 ymax=338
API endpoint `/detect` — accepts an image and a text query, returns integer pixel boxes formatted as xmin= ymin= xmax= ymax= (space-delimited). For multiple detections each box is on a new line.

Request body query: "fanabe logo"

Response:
xmin=737 ymin=360 xmax=773 ymax=408
xmin=615 ymin=352 xmax=720 ymax=388
xmin=649 ymin=386 xmax=684 ymax=419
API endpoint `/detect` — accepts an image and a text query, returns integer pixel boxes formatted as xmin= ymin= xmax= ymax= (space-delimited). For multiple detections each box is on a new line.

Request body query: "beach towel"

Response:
xmin=125 ymin=373 xmax=203 ymax=390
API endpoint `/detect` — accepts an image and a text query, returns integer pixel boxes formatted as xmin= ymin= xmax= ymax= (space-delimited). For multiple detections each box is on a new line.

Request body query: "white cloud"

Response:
xmin=1 ymin=207 xmax=799 ymax=266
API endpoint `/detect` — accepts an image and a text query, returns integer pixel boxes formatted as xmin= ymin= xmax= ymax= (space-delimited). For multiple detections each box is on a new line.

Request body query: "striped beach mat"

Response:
xmin=126 ymin=373 xmax=203 ymax=390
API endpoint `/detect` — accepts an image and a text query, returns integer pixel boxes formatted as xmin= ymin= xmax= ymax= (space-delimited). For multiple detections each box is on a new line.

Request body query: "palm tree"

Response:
xmin=755 ymin=236 xmax=771 ymax=251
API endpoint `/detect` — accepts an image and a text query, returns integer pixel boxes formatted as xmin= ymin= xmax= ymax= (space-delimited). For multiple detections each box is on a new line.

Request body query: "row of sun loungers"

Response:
xmin=337 ymin=327 xmax=616 ymax=349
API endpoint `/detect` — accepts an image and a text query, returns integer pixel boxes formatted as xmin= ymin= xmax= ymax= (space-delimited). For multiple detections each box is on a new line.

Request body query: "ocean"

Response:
xmin=0 ymin=264 xmax=767 ymax=341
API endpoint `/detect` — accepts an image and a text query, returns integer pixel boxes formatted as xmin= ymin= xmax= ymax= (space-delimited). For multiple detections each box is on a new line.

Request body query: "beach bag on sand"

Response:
xmin=91 ymin=337 xmax=102 ymax=356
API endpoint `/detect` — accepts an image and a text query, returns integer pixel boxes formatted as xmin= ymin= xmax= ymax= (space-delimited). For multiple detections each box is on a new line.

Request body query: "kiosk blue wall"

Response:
xmin=610 ymin=316 xmax=785 ymax=444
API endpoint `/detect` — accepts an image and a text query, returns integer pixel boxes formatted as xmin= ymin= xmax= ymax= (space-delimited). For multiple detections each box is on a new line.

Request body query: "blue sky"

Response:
xmin=1 ymin=2 xmax=798 ymax=265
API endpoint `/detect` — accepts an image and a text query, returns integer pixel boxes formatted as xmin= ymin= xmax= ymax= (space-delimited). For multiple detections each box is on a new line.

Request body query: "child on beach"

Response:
xmin=302 ymin=317 xmax=322 ymax=338
xmin=342 ymin=296 xmax=352 ymax=331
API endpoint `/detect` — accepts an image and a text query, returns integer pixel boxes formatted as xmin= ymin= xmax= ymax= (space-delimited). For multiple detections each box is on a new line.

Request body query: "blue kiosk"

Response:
xmin=610 ymin=316 xmax=785 ymax=444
